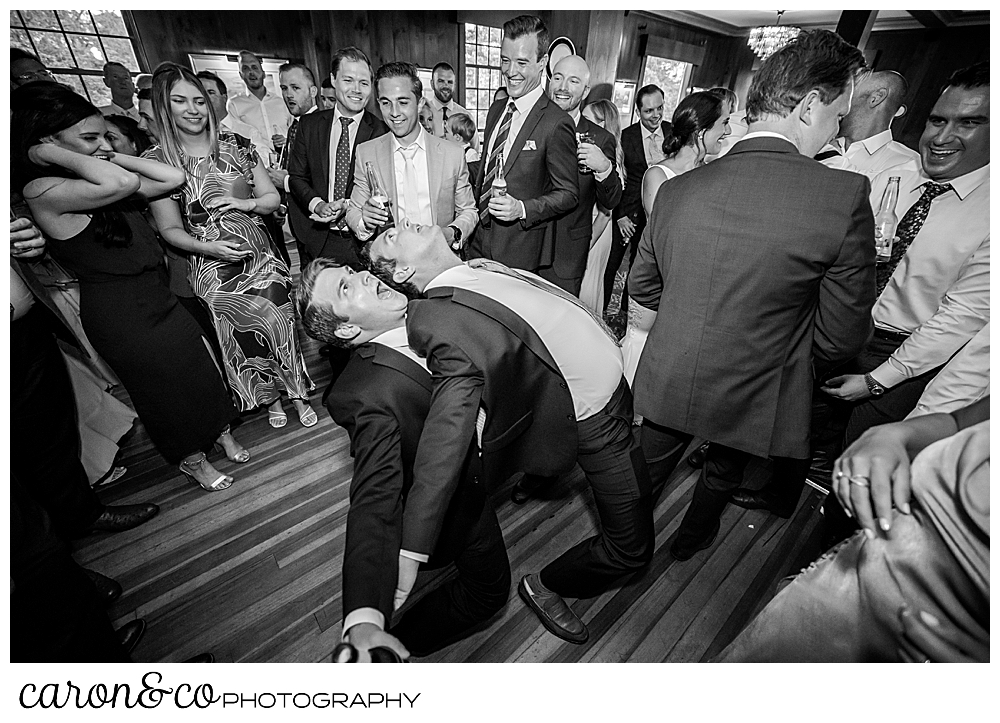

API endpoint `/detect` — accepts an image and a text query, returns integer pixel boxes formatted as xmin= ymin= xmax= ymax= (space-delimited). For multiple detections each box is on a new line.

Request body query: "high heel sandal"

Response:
xmin=179 ymin=453 xmax=234 ymax=492
xmin=215 ymin=426 xmax=250 ymax=463
xmin=296 ymin=403 xmax=318 ymax=428
xmin=268 ymin=405 xmax=287 ymax=429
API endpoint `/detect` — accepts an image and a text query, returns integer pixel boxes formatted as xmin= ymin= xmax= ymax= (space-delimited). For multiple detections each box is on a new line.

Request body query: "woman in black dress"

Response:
xmin=12 ymin=81 xmax=246 ymax=492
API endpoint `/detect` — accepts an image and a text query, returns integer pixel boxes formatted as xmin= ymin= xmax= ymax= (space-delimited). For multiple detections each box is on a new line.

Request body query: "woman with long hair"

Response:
xmin=144 ymin=62 xmax=316 ymax=428
xmin=12 ymin=81 xmax=246 ymax=491
xmin=624 ymin=91 xmax=731 ymax=409
xmin=577 ymin=98 xmax=625 ymax=314
xmin=104 ymin=114 xmax=152 ymax=157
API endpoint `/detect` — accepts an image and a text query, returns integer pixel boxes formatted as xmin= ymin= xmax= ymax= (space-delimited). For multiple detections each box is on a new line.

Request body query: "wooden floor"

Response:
xmin=72 ymin=249 xmax=828 ymax=663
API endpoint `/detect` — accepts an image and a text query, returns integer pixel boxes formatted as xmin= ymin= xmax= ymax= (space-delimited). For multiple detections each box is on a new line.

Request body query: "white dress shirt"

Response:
xmin=484 ymin=83 xmax=544 ymax=168
xmin=868 ymin=163 xmax=990 ymax=388
xmin=305 ymin=106 xmax=364 ymax=214
xmin=426 ymin=263 xmax=623 ymax=421
xmin=641 ymin=123 xmax=667 ymax=166
xmin=99 ymin=101 xmax=140 ymax=122
xmin=736 ymin=130 xmax=795 ymax=146
xmin=225 ymin=89 xmax=291 ymax=152
xmin=820 ymin=129 xmax=920 ymax=178
xmin=220 ymin=115 xmax=271 ymax=161
xmin=906 ymin=322 xmax=989 ymax=419
xmin=429 ymin=96 xmax=475 ymax=143
xmin=392 ymin=129 xmax=434 ymax=226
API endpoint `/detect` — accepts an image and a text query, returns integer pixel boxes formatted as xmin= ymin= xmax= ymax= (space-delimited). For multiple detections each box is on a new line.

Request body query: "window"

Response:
xmin=10 ymin=10 xmax=142 ymax=106
xmin=638 ymin=55 xmax=694 ymax=124
xmin=462 ymin=22 xmax=503 ymax=146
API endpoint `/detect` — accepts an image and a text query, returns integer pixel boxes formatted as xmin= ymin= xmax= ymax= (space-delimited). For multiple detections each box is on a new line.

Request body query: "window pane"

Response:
xmin=491 ymin=69 xmax=501 ymax=88
xmin=20 ymin=10 xmax=60 ymax=30
xmin=478 ymin=110 xmax=488 ymax=129
xmin=467 ymin=95 xmax=477 ymax=111
xmin=11 ymin=10 xmax=24 ymax=26
xmin=477 ymin=25 xmax=489 ymax=44
xmin=92 ymin=10 xmax=128 ymax=36
xmin=466 ymin=67 xmax=476 ymax=89
xmin=10 ymin=28 xmax=34 ymax=53
xmin=53 ymin=72 xmax=87 ymax=98
xmin=465 ymin=23 xmax=476 ymax=45
xmin=29 ymin=30 xmax=75 ymax=69
xmin=103 ymin=36 xmax=138 ymax=70
xmin=465 ymin=44 xmax=476 ymax=65
xmin=67 ymin=34 xmax=106 ymax=69
xmin=56 ymin=10 xmax=95 ymax=34
xmin=82 ymin=75 xmax=112 ymax=106
xmin=489 ymin=47 xmax=500 ymax=67
xmin=478 ymin=68 xmax=490 ymax=88
xmin=490 ymin=27 xmax=501 ymax=45
xmin=477 ymin=45 xmax=488 ymax=65
xmin=478 ymin=89 xmax=490 ymax=108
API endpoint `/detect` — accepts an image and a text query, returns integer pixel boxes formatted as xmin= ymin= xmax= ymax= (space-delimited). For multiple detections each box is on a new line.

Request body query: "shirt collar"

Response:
xmin=425 ymin=263 xmax=475 ymax=290
xmin=369 ymin=324 xmax=410 ymax=351
xmin=333 ymin=105 xmax=364 ymax=125
xmin=917 ymin=162 xmax=990 ymax=201
xmin=569 ymin=107 xmax=582 ymax=125
xmin=857 ymin=129 xmax=894 ymax=155
xmin=511 ymin=83 xmax=545 ymax=115
xmin=243 ymin=88 xmax=273 ymax=102
xmin=739 ymin=130 xmax=794 ymax=145
xmin=429 ymin=96 xmax=451 ymax=112
xmin=641 ymin=123 xmax=662 ymax=140
xmin=392 ymin=127 xmax=428 ymax=153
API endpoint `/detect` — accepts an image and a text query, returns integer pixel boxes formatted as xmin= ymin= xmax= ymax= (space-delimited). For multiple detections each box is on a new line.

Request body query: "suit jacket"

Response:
xmin=325 ymin=342 xmax=484 ymax=624
xmin=615 ymin=120 xmax=671 ymax=228
xmin=287 ymin=108 xmax=388 ymax=266
xmin=345 ymin=131 xmax=478 ymax=242
xmin=547 ymin=115 xmax=622 ymax=284
xmin=403 ymin=287 xmax=578 ymax=555
xmin=628 ymin=136 xmax=876 ymax=458
xmin=469 ymin=93 xmax=579 ymax=271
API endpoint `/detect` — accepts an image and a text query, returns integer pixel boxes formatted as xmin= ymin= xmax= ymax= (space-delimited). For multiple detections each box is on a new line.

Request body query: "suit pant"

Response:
xmin=540 ymin=378 xmax=655 ymax=600
xmin=390 ymin=492 xmax=510 ymax=657
xmin=603 ymin=219 xmax=642 ymax=315
xmin=11 ymin=306 xmax=104 ymax=537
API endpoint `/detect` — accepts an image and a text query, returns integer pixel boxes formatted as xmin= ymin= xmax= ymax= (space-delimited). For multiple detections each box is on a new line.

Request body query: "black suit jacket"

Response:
xmin=325 ymin=342 xmax=483 ymax=624
xmin=403 ymin=287 xmax=579 ymax=555
xmin=615 ymin=120 xmax=671 ymax=228
xmin=546 ymin=115 xmax=622 ymax=286
xmin=288 ymin=108 xmax=388 ymax=266
xmin=470 ymin=93 xmax=579 ymax=271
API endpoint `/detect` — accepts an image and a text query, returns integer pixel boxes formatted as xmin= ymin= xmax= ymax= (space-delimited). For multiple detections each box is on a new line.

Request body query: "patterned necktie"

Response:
xmin=875 ymin=181 xmax=953 ymax=296
xmin=647 ymin=131 xmax=664 ymax=165
xmin=333 ymin=116 xmax=354 ymax=201
xmin=279 ymin=118 xmax=298 ymax=170
xmin=479 ymin=101 xmax=517 ymax=225
xmin=399 ymin=144 xmax=423 ymax=224
xmin=440 ymin=105 xmax=449 ymax=138
xmin=467 ymin=258 xmax=621 ymax=347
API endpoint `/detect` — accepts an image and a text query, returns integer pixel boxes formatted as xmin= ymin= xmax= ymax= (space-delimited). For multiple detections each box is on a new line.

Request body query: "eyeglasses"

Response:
xmin=15 ymin=69 xmax=55 ymax=83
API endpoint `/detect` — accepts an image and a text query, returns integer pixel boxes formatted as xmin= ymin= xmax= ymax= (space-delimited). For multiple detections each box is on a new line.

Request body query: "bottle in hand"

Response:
xmin=874 ymin=176 xmax=900 ymax=263
xmin=491 ymin=151 xmax=507 ymax=198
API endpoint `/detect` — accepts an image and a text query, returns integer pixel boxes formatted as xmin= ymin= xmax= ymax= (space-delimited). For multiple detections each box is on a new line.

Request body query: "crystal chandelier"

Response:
xmin=747 ymin=11 xmax=801 ymax=60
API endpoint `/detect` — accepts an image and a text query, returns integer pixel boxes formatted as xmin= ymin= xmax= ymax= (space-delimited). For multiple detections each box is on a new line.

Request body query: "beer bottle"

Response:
xmin=874 ymin=176 xmax=900 ymax=263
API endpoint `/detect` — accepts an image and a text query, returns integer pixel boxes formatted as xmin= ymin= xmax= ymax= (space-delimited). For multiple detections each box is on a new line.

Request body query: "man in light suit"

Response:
xmin=540 ymin=54 xmax=622 ymax=297
xmin=346 ymin=62 xmax=477 ymax=252
xmin=628 ymin=30 xmax=876 ymax=560
xmin=296 ymin=259 xmax=510 ymax=661
xmin=470 ymin=14 xmax=579 ymax=273
xmin=288 ymin=46 xmax=388 ymax=271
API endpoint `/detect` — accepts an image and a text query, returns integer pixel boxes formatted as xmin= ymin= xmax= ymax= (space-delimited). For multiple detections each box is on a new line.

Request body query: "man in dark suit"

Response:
xmin=295 ymin=259 xmax=510 ymax=661
xmin=288 ymin=46 xmax=388 ymax=271
xmin=606 ymin=84 xmax=671 ymax=315
xmin=367 ymin=220 xmax=654 ymax=646
xmin=628 ymin=30 xmax=875 ymax=560
xmin=470 ymin=14 xmax=579 ymax=273
xmin=540 ymin=54 xmax=622 ymax=296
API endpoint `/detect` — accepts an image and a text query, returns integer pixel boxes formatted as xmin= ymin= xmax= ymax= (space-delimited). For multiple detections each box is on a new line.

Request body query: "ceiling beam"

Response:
xmin=646 ymin=10 xmax=743 ymax=37
xmin=907 ymin=10 xmax=955 ymax=28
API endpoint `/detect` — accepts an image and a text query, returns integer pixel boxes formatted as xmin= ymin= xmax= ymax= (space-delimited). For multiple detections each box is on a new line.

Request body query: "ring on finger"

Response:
xmin=849 ymin=475 xmax=870 ymax=488
xmin=834 ymin=470 xmax=846 ymax=480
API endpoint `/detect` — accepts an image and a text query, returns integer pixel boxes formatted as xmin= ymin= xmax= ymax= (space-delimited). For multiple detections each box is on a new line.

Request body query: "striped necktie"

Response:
xmin=479 ymin=101 xmax=517 ymax=225
xmin=875 ymin=181 xmax=953 ymax=296
xmin=279 ymin=118 xmax=298 ymax=170
xmin=467 ymin=258 xmax=620 ymax=347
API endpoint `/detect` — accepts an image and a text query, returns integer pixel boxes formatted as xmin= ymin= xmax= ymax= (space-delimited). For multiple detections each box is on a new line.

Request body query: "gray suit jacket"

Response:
xmin=346 ymin=131 xmax=478 ymax=242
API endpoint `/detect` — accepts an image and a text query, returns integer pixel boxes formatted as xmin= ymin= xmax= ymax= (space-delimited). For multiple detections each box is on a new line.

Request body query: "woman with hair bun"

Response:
xmin=624 ymin=92 xmax=731 ymax=415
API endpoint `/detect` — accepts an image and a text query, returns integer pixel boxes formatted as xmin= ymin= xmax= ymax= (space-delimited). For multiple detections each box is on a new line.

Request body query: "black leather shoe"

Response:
xmin=687 ymin=442 xmax=710 ymax=468
xmin=510 ymin=474 xmax=555 ymax=505
xmin=730 ymin=489 xmax=796 ymax=519
xmin=183 ymin=653 xmax=215 ymax=663
xmin=87 ymin=503 xmax=160 ymax=534
xmin=518 ymin=574 xmax=588 ymax=644
xmin=84 ymin=568 xmax=122 ymax=606
xmin=670 ymin=519 xmax=721 ymax=561
xmin=116 ymin=619 xmax=146 ymax=655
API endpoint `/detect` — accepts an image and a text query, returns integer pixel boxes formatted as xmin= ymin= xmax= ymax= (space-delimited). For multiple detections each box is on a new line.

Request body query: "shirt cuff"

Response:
xmin=308 ymin=197 xmax=323 ymax=214
xmin=283 ymin=175 xmax=291 ymax=193
xmin=868 ymin=360 xmax=907 ymax=389
xmin=356 ymin=218 xmax=374 ymax=241
xmin=399 ymin=549 xmax=429 ymax=564
xmin=593 ymin=162 xmax=613 ymax=182
xmin=341 ymin=608 xmax=386 ymax=641
xmin=518 ymin=199 xmax=527 ymax=220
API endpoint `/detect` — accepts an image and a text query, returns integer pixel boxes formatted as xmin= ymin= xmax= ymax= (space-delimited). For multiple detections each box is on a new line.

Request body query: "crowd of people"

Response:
xmin=10 ymin=12 xmax=988 ymax=663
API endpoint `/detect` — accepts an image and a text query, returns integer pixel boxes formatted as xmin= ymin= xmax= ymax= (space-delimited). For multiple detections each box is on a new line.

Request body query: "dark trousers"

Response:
xmin=262 ymin=212 xmax=292 ymax=269
xmin=540 ymin=378 xmax=655 ymax=599
xmin=390 ymin=495 xmax=511 ymax=657
xmin=176 ymin=294 xmax=226 ymax=371
xmin=11 ymin=306 xmax=104 ymax=537
xmin=10 ymin=474 xmax=129 ymax=662
xmin=603 ymin=219 xmax=642 ymax=315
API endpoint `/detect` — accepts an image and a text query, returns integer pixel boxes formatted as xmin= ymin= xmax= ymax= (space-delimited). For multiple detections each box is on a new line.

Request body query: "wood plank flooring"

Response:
xmin=71 ymin=247 xmax=828 ymax=663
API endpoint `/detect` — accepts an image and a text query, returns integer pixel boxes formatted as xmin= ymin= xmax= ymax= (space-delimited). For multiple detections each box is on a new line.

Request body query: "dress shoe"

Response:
xmin=83 ymin=568 xmax=122 ymax=605
xmin=510 ymin=474 xmax=555 ymax=505
xmin=183 ymin=653 xmax=215 ymax=663
xmin=687 ymin=441 xmax=710 ymax=468
xmin=670 ymin=519 xmax=721 ymax=561
xmin=87 ymin=503 xmax=160 ymax=534
xmin=518 ymin=573 xmax=588 ymax=644
xmin=730 ymin=488 xmax=796 ymax=519
xmin=116 ymin=619 xmax=146 ymax=655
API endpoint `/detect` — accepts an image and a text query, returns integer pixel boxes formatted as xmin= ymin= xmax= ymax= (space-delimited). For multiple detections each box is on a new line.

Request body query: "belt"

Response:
xmin=874 ymin=327 xmax=910 ymax=344
xmin=326 ymin=227 xmax=354 ymax=238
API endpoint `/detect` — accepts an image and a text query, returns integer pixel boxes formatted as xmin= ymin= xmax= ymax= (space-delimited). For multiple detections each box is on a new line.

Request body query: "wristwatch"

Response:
xmin=863 ymin=373 xmax=886 ymax=397
xmin=447 ymin=225 xmax=462 ymax=250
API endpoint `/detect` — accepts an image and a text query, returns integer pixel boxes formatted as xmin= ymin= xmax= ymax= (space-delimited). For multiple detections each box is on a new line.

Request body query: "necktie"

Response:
xmin=875 ymin=181 xmax=953 ymax=296
xmin=479 ymin=101 xmax=517 ymax=225
xmin=279 ymin=118 xmax=298 ymax=170
xmin=440 ymin=105 xmax=449 ymax=138
xmin=399 ymin=144 xmax=422 ymax=224
xmin=467 ymin=258 xmax=621 ymax=347
xmin=333 ymin=116 xmax=354 ymax=202
xmin=647 ymin=131 xmax=664 ymax=165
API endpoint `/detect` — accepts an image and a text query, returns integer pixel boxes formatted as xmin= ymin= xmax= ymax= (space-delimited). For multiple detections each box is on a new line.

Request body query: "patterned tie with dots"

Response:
xmin=875 ymin=181 xmax=953 ymax=296
xmin=333 ymin=116 xmax=354 ymax=202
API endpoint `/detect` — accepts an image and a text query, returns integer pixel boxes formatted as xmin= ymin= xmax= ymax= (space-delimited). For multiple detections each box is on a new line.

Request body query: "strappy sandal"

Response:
xmin=179 ymin=453 xmax=234 ymax=492
xmin=215 ymin=425 xmax=250 ymax=463
xmin=268 ymin=406 xmax=287 ymax=429
xmin=296 ymin=404 xmax=318 ymax=428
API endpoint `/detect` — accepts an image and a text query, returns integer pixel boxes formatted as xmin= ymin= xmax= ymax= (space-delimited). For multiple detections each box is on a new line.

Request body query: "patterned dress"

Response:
xmin=146 ymin=132 xmax=312 ymax=412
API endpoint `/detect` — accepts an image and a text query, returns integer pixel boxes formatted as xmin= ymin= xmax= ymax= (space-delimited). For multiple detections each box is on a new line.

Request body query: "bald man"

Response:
xmin=539 ymin=54 xmax=622 ymax=296
xmin=818 ymin=70 xmax=920 ymax=178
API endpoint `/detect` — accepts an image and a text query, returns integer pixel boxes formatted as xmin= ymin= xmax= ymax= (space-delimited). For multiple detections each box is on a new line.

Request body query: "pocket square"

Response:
xmin=523 ymin=140 xmax=537 ymax=151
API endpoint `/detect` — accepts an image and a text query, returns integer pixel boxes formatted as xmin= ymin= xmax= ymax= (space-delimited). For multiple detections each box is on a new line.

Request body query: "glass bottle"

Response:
xmin=491 ymin=151 xmax=507 ymax=198
xmin=874 ymin=176 xmax=900 ymax=263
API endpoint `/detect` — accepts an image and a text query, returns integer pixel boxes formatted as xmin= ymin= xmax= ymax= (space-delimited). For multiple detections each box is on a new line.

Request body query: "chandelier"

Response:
xmin=747 ymin=11 xmax=801 ymax=60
